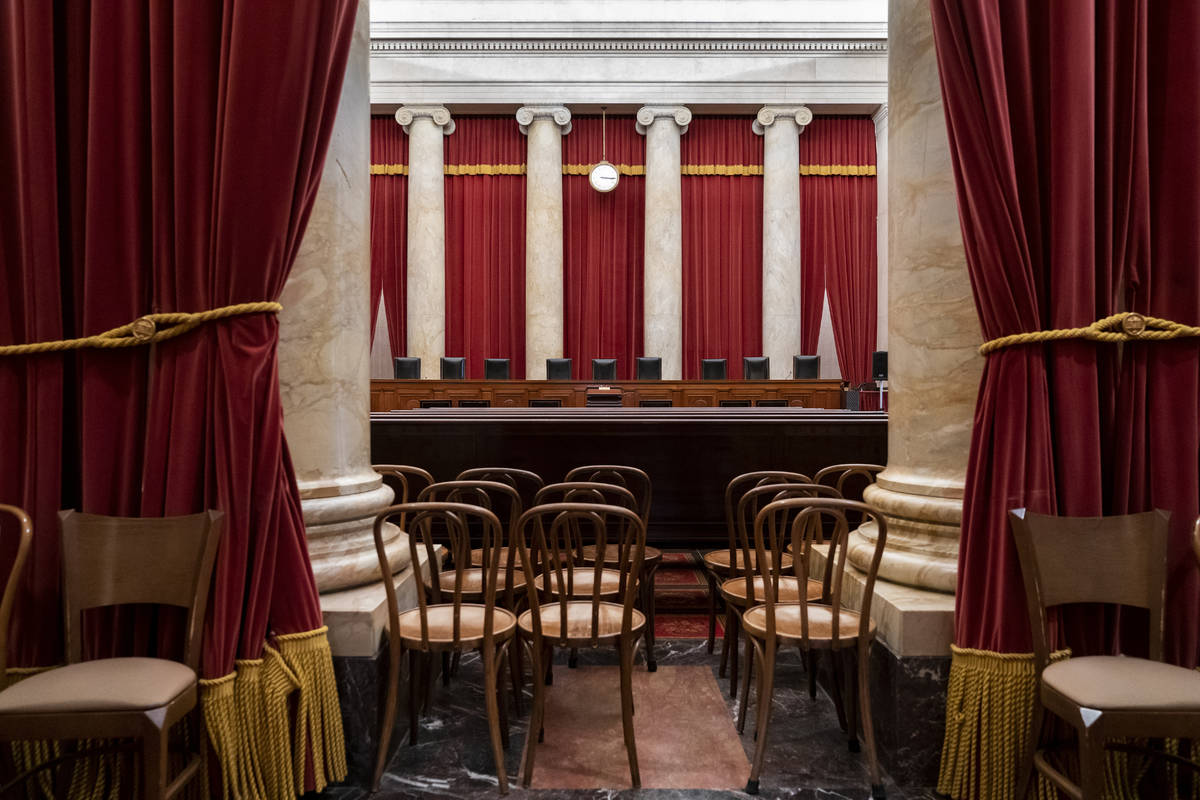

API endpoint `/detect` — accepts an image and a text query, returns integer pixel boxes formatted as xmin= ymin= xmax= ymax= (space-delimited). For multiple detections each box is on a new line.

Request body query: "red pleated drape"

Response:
xmin=370 ymin=116 xmax=407 ymax=356
xmin=798 ymin=117 xmax=878 ymax=385
xmin=1 ymin=1 xmax=356 ymax=794
xmin=681 ymin=117 xmax=763 ymax=380
xmin=562 ymin=116 xmax=645 ymax=380
xmin=931 ymin=0 xmax=1199 ymax=795
xmin=444 ymin=117 xmax=526 ymax=378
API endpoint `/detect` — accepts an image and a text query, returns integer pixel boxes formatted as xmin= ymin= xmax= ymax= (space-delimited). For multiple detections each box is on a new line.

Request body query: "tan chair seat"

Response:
xmin=396 ymin=604 xmax=517 ymax=647
xmin=469 ymin=546 xmax=514 ymax=568
xmin=518 ymin=601 xmax=646 ymax=642
xmin=721 ymin=575 xmax=823 ymax=606
xmin=741 ymin=602 xmax=874 ymax=644
xmin=1042 ymin=656 xmax=1200 ymax=711
xmin=533 ymin=568 xmax=624 ymax=597
xmin=424 ymin=567 xmax=526 ymax=595
xmin=580 ymin=544 xmax=662 ymax=566
xmin=0 ymin=658 xmax=195 ymax=714
xmin=702 ymin=548 xmax=792 ymax=574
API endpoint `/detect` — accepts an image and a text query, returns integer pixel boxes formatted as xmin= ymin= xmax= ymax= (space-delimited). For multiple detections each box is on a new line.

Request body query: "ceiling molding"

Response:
xmin=371 ymin=38 xmax=887 ymax=56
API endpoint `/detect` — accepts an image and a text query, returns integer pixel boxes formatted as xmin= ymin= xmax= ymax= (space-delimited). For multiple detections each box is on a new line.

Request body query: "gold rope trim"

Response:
xmin=370 ymin=162 xmax=877 ymax=177
xmin=274 ymin=625 xmax=346 ymax=794
xmin=0 ymin=302 xmax=283 ymax=357
xmin=979 ymin=311 xmax=1200 ymax=356
xmin=682 ymin=164 xmax=762 ymax=176
xmin=799 ymin=163 xmax=877 ymax=176
xmin=563 ymin=163 xmax=645 ymax=176
xmin=370 ymin=164 xmax=408 ymax=175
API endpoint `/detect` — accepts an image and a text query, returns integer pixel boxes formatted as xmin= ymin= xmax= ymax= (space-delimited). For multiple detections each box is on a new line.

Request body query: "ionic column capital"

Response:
xmin=395 ymin=105 xmax=455 ymax=136
xmin=753 ymin=105 xmax=813 ymax=136
xmin=873 ymin=103 xmax=889 ymax=131
xmin=635 ymin=105 xmax=692 ymax=136
xmin=516 ymin=105 xmax=572 ymax=136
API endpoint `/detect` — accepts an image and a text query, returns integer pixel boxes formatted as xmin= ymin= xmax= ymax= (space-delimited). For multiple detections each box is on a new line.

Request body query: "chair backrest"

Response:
xmin=731 ymin=483 xmax=841 ymax=602
xmin=0 ymin=505 xmax=33 ymax=684
xmin=792 ymin=355 xmax=820 ymax=379
xmin=815 ymin=463 xmax=884 ymax=525
xmin=441 ymin=357 xmax=466 ymax=380
xmin=546 ymin=358 xmax=573 ymax=380
xmin=743 ymin=357 xmax=770 ymax=380
xmin=58 ymin=510 xmax=223 ymax=668
xmin=484 ymin=358 xmax=511 ymax=380
xmin=393 ymin=357 xmax=421 ymax=380
xmin=563 ymin=465 xmax=651 ymax=525
xmin=871 ymin=351 xmax=888 ymax=382
xmin=376 ymin=502 xmax=504 ymax=651
xmin=374 ymin=465 xmax=436 ymax=533
xmin=456 ymin=467 xmax=545 ymax=511
xmin=1009 ymin=508 xmax=1171 ymax=669
xmin=754 ymin=497 xmax=886 ymax=648
xmin=636 ymin=357 xmax=662 ymax=381
xmin=516 ymin=502 xmax=645 ymax=647
xmin=722 ymin=471 xmax=813 ymax=556
xmin=701 ymin=358 xmax=727 ymax=380
xmin=591 ymin=358 xmax=617 ymax=381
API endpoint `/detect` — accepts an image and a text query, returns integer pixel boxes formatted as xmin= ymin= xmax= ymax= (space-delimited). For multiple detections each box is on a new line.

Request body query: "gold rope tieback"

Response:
xmin=0 ymin=301 xmax=282 ymax=357
xmin=979 ymin=311 xmax=1200 ymax=356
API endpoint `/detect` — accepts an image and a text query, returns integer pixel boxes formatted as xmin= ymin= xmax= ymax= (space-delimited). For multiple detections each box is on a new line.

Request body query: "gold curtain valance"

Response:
xmin=370 ymin=162 xmax=879 ymax=178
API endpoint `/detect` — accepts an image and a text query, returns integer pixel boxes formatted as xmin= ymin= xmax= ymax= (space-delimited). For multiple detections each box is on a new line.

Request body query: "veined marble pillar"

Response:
xmin=848 ymin=1 xmax=983 ymax=593
xmin=637 ymin=105 xmax=691 ymax=380
xmin=279 ymin=0 xmax=402 ymax=592
xmin=397 ymin=105 xmax=454 ymax=379
xmin=754 ymin=106 xmax=812 ymax=378
xmin=518 ymin=106 xmax=571 ymax=379
xmin=873 ymin=104 xmax=889 ymax=351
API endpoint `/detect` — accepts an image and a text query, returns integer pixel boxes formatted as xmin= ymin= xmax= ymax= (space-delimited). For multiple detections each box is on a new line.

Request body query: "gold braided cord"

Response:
xmin=275 ymin=625 xmax=347 ymax=794
xmin=979 ymin=311 xmax=1200 ymax=356
xmin=370 ymin=162 xmax=877 ymax=177
xmin=0 ymin=302 xmax=283 ymax=357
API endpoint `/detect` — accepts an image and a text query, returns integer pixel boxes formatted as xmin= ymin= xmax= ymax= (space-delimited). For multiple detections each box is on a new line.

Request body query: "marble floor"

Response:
xmin=320 ymin=638 xmax=943 ymax=800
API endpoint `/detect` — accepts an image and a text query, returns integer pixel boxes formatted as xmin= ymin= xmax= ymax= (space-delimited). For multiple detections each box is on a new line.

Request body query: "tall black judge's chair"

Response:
xmin=636 ymin=357 xmax=662 ymax=380
xmin=793 ymin=355 xmax=821 ymax=379
xmin=701 ymin=359 xmax=727 ymax=380
xmin=743 ymin=357 xmax=769 ymax=380
xmin=393 ymin=357 xmax=421 ymax=380
xmin=872 ymin=351 xmax=888 ymax=383
xmin=441 ymin=357 xmax=466 ymax=380
xmin=546 ymin=358 xmax=573 ymax=380
xmin=484 ymin=358 xmax=511 ymax=380
xmin=592 ymin=358 xmax=617 ymax=381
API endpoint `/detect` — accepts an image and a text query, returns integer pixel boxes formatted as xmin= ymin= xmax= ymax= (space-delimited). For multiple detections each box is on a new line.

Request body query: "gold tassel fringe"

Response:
xmin=275 ymin=626 xmax=347 ymax=794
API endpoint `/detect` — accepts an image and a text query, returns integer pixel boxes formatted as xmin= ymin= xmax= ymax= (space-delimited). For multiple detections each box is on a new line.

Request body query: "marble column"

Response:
xmin=847 ymin=0 xmax=983 ymax=593
xmin=873 ymin=104 xmax=889 ymax=351
xmin=278 ymin=0 xmax=404 ymax=593
xmin=518 ymin=106 xmax=571 ymax=379
xmin=754 ymin=106 xmax=812 ymax=378
xmin=397 ymin=105 xmax=454 ymax=379
xmin=636 ymin=106 xmax=691 ymax=380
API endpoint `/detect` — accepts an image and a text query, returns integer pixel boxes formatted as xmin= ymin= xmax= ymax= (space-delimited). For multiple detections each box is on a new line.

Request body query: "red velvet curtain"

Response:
xmin=798 ymin=117 xmax=878 ymax=385
xmin=370 ymin=116 xmax=407 ymax=356
xmin=444 ymin=117 xmax=526 ymax=378
xmin=681 ymin=117 xmax=763 ymax=380
xmin=562 ymin=116 xmax=644 ymax=380
xmin=1 ymin=0 xmax=355 ymax=792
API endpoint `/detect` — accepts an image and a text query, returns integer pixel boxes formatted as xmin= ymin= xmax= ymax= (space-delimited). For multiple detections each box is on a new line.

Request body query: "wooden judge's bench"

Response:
xmin=369 ymin=378 xmax=845 ymax=411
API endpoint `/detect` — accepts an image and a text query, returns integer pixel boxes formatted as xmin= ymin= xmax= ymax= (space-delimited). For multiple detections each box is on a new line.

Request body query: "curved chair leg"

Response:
xmin=706 ymin=571 xmax=719 ymax=654
xmin=844 ymin=648 xmax=861 ymax=753
xmin=745 ymin=636 xmax=775 ymax=795
xmin=481 ymin=645 xmax=509 ymax=794
xmin=728 ymin=610 xmax=740 ymax=697
xmin=619 ymin=640 xmax=641 ymax=788
xmin=737 ymin=630 xmax=756 ymax=734
xmin=719 ymin=606 xmax=734 ymax=679
xmin=496 ymin=641 xmax=511 ymax=750
xmin=643 ymin=564 xmax=658 ymax=671
xmin=828 ymin=645 xmax=849 ymax=734
xmin=521 ymin=641 xmax=546 ymax=787
xmin=373 ymin=640 xmax=405 ymax=789
xmin=508 ymin=634 xmax=525 ymax=716
xmin=857 ymin=638 xmax=884 ymax=799
xmin=408 ymin=648 xmax=423 ymax=746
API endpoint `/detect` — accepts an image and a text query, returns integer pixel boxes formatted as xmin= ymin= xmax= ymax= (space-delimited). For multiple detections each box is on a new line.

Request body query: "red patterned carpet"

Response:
xmin=653 ymin=550 xmax=723 ymax=639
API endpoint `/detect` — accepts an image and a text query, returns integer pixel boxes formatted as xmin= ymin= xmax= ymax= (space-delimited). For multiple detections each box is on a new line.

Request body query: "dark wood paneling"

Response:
xmin=370 ymin=408 xmax=886 ymax=547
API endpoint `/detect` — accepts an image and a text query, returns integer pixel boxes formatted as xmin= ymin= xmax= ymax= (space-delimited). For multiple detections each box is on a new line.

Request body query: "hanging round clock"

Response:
xmin=589 ymin=160 xmax=620 ymax=193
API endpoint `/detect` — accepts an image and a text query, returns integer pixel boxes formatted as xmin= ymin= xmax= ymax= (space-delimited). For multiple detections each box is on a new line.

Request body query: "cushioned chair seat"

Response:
xmin=702 ymin=548 xmax=793 ymax=574
xmin=741 ymin=603 xmax=875 ymax=643
xmin=0 ymin=658 xmax=195 ymax=714
xmin=396 ymin=604 xmax=517 ymax=646
xmin=580 ymin=544 xmax=662 ymax=566
xmin=534 ymin=568 xmax=624 ymax=596
xmin=721 ymin=575 xmax=823 ymax=606
xmin=518 ymin=601 xmax=646 ymax=641
xmin=1041 ymin=655 xmax=1200 ymax=711
xmin=424 ymin=567 xmax=526 ymax=594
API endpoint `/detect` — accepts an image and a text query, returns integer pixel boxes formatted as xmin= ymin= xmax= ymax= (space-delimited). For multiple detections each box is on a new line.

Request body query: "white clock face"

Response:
xmin=589 ymin=161 xmax=620 ymax=192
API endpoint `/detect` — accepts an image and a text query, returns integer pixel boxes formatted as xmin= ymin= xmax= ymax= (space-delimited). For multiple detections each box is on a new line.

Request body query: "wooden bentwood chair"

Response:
xmin=372 ymin=502 xmax=516 ymax=794
xmin=1010 ymin=508 xmax=1200 ymax=800
xmin=0 ymin=510 xmax=221 ymax=800
xmin=516 ymin=502 xmax=647 ymax=788
xmin=741 ymin=498 xmax=887 ymax=798
xmin=0 ymin=505 xmax=34 ymax=689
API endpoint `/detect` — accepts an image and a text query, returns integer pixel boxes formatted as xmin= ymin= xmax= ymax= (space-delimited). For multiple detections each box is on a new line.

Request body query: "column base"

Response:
xmin=305 ymin=483 xmax=410 ymax=592
xmin=853 ymin=481 xmax=960 ymax=593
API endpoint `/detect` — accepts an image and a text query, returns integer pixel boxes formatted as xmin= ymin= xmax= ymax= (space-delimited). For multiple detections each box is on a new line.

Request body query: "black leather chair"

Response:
xmin=793 ymin=355 xmax=820 ymax=379
xmin=440 ymin=357 xmax=466 ymax=380
xmin=636 ymin=357 xmax=662 ymax=380
xmin=872 ymin=351 xmax=888 ymax=382
xmin=393 ymin=357 xmax=421 ymax=380
xmin=484 ymin=358 xmax=510 ymax=380
xmin=592 ymin=358 xmax=617 ymax=381
xmin=546 ymin=358 xmax=573 ymax=380
xmin=701 ymin=359 xmax=727 ymax=380
xmin=743 ymin=357 xmax=770 ymax=380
